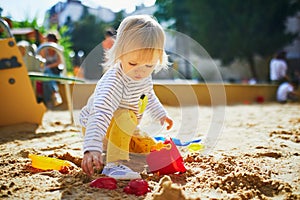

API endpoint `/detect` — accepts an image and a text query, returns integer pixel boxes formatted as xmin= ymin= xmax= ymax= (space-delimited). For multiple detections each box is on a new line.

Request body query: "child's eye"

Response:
xmin=129 ymin=62 xmax=137 ymax=66
xmin=145 ymin=65 xmax=154 ymax=68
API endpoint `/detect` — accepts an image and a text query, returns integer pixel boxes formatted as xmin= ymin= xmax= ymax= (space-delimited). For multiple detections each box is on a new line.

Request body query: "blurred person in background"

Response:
xmin=102 ymin=28 xmax=115 ymax=51
xmin=40 ymin=33 xmax=63 ymax=108
xmin=276 ymin=79 xmax=299 ymax=103
xmin=269 ymin=50 xmax=289 ymax=84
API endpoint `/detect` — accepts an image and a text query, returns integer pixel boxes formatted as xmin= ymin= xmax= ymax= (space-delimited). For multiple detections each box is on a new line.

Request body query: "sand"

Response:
xmin=0 ymin=103 xmax=299 ymax=199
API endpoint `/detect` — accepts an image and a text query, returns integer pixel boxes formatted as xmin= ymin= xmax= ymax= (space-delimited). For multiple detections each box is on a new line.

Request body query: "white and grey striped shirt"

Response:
xmin=79 ymin=63 xmax=167 ymax=153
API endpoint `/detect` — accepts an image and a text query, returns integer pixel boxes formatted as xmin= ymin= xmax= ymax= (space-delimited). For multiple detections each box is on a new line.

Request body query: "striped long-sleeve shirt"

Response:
xmin=79 ymin=63 xmax=167 ymax=153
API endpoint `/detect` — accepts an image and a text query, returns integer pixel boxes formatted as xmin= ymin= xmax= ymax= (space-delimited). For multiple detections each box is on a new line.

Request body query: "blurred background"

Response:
xmin=1 ymin=0 xmax=300 ymax=83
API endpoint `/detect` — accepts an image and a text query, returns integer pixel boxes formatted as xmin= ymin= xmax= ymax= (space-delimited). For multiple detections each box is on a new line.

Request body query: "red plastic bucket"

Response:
xmin=146 ymin=138 xmax=186 ymax=175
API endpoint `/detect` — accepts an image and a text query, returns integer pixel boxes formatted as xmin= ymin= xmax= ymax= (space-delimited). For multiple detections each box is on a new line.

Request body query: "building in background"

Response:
xmin=44 ymin=0 xmax=115 ymax=29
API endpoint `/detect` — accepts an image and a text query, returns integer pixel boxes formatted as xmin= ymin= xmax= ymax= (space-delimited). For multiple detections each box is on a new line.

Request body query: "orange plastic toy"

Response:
xmin=29 ymin=154 xmax=71 ymax=170
xmin=150 ymin=142 xmax=171 ymax=152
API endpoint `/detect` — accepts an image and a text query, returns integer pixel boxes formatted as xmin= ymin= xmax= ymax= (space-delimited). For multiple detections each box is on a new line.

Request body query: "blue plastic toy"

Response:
xmin=153 ymin=136 xmax=201 ymax=146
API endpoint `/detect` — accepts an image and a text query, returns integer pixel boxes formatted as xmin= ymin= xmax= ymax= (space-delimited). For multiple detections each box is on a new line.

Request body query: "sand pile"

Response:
xmin=0 ymin=104 xmax=299 ymax=199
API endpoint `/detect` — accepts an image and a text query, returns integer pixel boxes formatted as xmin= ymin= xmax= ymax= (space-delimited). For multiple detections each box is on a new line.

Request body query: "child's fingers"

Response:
xmin=165 ymin=118 xmax=173 ymax=130
xmin=160 ymin=117 xmax=173 ymax=130
xmin=82 ymin=152 xmax=103 ymax=176
xmin=81 ymin=156 xmax=93 ymax=176
xmin=92 ymin=155 xmax=102 ymax=169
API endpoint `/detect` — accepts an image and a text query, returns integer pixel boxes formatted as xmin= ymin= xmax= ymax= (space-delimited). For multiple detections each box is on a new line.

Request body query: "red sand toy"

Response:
xmin=123 ymin=179 xmax=150 ymax=196
xmin=146 ymin=138 xmax=186 ymax=175
xmin=90 ymin=177 xmax=117 ymax=190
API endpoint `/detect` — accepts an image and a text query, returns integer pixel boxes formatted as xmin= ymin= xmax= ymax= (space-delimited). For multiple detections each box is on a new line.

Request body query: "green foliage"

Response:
xmin=71 ymin=14 xmax=105 ymax=54
xmin=10 ymin=16 xmax=74 ymax=73
xmin=10 ymin=17 xmax=46 ymax=45
xmin=111 ymin=11 xmax=125 ymax=30
xmin=155 ymin=0 xmax=300 ymax=78
xmin=57 ymin=26 xmax=73 ymax=73
xmin=12 ymin=18 xmax=44 ymax=32
xmin=71 ymin=11 xmax=123 ymax=56
xmin=70 ymin=11 xmax=124 ymax=72
xmin=187 ymin=0 xmax=299 ymax=63
xmin=155 ymin=0 xmax=175 ymax=28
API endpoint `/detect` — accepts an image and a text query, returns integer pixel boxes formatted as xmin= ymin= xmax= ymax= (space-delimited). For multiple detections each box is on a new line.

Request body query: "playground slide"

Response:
xmin=0 ymin=19 xmax=46 ymax=126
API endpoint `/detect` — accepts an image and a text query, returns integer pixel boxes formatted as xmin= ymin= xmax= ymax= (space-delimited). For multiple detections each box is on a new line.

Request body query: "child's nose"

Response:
xmin=135 ymin=66 xmax=146 ymax=73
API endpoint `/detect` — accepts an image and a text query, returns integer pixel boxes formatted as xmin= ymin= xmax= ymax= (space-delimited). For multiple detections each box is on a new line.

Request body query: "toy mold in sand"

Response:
xmin=90 ymin=177 xmax=150 ymax=196
xmin=123 ymin=179 xmax=150 ymax=196
xmin=90 ymin=177 xmax=117 ymax=190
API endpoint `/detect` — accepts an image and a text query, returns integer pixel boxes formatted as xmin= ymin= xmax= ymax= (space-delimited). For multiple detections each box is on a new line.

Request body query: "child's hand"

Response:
xmin=81 ymin=151 xmax=103 ymax=176
xmin=160 ymin=116 xmax=173 ymax=130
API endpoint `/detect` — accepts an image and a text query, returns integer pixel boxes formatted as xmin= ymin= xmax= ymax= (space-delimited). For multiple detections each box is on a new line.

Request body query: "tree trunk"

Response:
xmin=247 ymin=56 xmax=257 ymax=81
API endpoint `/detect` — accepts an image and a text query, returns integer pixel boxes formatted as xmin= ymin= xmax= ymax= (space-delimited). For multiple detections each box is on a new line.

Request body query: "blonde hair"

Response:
xmin=104 ymin=15 xmax=169 ymax=72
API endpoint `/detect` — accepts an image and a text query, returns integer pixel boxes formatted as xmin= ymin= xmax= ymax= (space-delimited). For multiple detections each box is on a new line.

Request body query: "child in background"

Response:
xmin=79 ymin=15 xmax=173 ymax=179
xmin=276 ymin=80 xmax=299 ymax=103
xmin=40 ymin=33 xmax=63 ymax=107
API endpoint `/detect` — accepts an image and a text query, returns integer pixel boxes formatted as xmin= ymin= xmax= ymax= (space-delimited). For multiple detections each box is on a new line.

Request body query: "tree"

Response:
xmin=57 ymin=25 xmax=73 ymax=73
xmin=70 ymin=11 xmax=123 ymax=79
xmin=155 ymin=0 xmax=194 ymax=78
xmin=155 ymin=0 xmax=300 ymax=80
xmin=71 ymin=14 xmax=105 ymax=54
xmin=111 ymin=10 xmax=125 ymax=31
xmin=71 ymin=10 xmax=123 ymax=55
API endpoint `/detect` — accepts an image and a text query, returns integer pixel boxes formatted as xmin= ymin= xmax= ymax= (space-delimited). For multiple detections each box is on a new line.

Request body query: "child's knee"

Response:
xmin=113 ymin=109 xmax=137 ymax=134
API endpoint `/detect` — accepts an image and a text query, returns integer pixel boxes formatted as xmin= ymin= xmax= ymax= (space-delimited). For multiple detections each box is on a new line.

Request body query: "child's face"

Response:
xmin=120 ymin=50 xmax=159 ymax=81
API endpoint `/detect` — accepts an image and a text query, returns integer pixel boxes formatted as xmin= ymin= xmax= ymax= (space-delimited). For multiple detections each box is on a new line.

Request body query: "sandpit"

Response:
xmin=0 ymin=103 xmax=299 ymax=199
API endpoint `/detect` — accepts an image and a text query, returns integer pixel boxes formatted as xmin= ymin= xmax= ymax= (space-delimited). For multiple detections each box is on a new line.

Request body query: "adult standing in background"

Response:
xmin=269 ymin=50 xmax=289 ymax=84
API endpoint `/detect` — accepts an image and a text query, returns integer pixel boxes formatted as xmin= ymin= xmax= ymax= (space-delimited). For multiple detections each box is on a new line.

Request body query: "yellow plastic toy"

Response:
xmin=0 ymin=19 xmax=46 ymax=126
xmin=138 ymin=94 xmax=148 ymax=114
xmin=187 ymin=143 xmax=205 ymax=152
xmin=28 ymin=154 xmax=71 ymax=170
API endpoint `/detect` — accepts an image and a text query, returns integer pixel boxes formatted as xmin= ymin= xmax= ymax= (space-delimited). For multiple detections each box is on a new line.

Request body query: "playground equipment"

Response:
xmin=0 ymin=19 xmax=46 ymax=126
xmin=0 ymin=18 xmax=83 ymax=126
